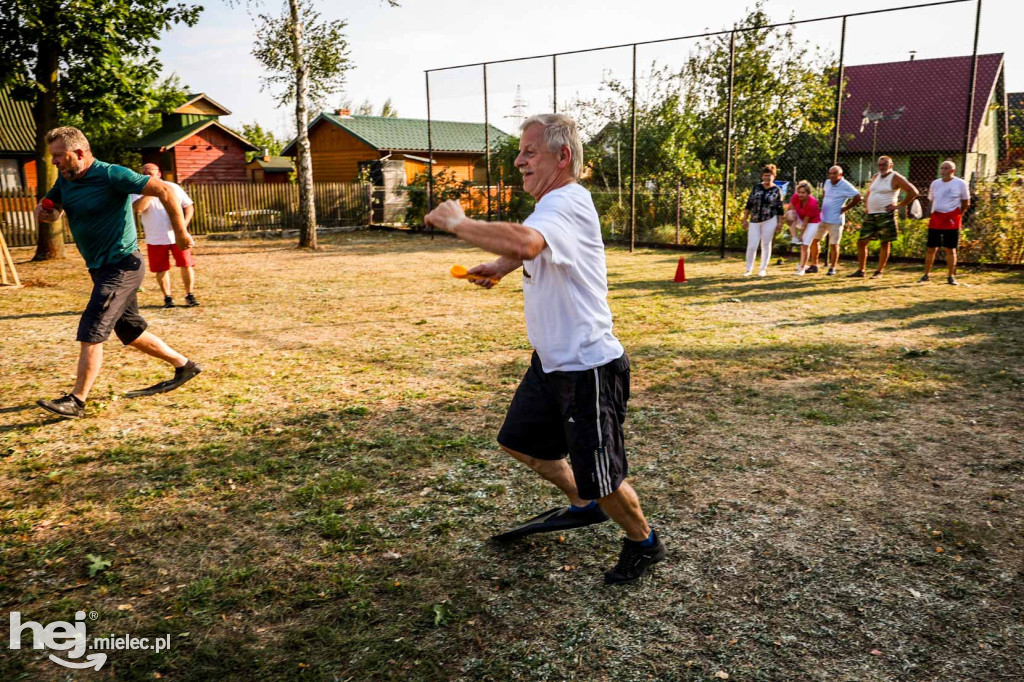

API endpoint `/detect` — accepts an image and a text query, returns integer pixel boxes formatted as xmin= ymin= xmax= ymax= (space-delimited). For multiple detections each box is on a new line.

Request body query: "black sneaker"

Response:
xmin=125 ymin=360 xmax=202 ymax=398
xmin=36 ymin=393 xmax=85 ymax=419
xmin=805 ymin=265 xmax=819 ymax=274
xmin=491 ymin=504 xmax=609 ymax=542
xmin=826 ymin=267 xmax=836 ymax=276
xmin=604 ymin=531 xmax=667 ymax=585
xmin=948 ymin=276 xmax=959 ymax=286
xmin=919 ymin=274 xmax=931 ymax=283
xmin=847 ymin=270 xmax=865 ymax=278
xmin=163 ymin=296 xmax=175 ymax=308
xmin=185 ymin=293 xmax=200 ymax=307
xmin=870 ymin=270 xmax=884 ymax=279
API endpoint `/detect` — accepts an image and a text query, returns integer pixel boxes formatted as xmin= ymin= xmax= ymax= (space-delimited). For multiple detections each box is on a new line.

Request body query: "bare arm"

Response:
xmin=140 ymin=177 xmax=193 ymax=250
xmin=960 ymin=198 xmax=970 ymax=213
xmin=183 ymin=204 xmax=194 ymax=228
xmin=890 ymin=174 xmax=919 ymax=211
xmin=842 ymin=194 xmax=862 ymax=214
xmin=132 ymin=195 xmax=155 ymax=212
xmin=425 ymin=200 xmax=546 ymax=261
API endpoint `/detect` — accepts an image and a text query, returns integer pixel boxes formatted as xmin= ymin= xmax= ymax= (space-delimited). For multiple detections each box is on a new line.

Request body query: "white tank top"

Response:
xmin=867 ymin=172 xmax=900 ymax=214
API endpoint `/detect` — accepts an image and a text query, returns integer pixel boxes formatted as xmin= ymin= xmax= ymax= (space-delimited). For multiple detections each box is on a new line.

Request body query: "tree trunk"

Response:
xmin=32 ymin=29 xmax=63 ymax=261
xmin=289 ymin=0 xmax=317 ymax=249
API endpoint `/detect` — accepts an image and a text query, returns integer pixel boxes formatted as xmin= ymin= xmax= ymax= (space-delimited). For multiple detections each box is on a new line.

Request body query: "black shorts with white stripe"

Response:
xmin=497 ymin=351 xmax=630 ymax=500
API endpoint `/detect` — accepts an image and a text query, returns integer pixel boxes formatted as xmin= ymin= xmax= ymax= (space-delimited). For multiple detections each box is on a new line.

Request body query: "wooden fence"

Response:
xmin=0 ymin=182 xmax=371 ymax=248
xmin=0 ymin=187 xmax=73 ymax=248
xmin=185 ymin=182 xmax=371 ymax=234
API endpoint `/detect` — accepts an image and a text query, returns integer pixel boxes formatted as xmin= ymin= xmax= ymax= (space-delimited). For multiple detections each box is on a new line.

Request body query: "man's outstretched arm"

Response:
xmin=426 ymin=200 xmax=546 ymax=261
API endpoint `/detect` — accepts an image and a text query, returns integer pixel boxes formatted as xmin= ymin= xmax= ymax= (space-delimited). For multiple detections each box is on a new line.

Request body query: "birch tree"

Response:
xmin=252 ymin=1 xmax=351 ymax=249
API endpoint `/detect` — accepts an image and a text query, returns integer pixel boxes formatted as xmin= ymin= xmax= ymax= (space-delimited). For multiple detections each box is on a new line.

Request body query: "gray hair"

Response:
xmin=940 ymin=159 xmax=956 ymax=171
xmin=45 ymin=126 xmax=91 ymax=152
xmin=521 ymin=113 xmax=583 ymax=180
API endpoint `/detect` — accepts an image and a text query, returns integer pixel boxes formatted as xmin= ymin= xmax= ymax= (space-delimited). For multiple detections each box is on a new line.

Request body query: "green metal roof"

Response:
xmin=0 ymin=87 xmax=36 ymax=154
xmin=282 ymin=113 xmax=508 ymax=156
xmin=250 ymin=156 xmax=293 ymax=171
xmin=137 ymin=119 xmax=257 ymax=151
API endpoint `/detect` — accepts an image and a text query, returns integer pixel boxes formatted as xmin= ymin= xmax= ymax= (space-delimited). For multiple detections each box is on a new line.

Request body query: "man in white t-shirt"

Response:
xmin=131 ymin=164 xmax=198 ymax=307
xmin=425 ymin=114 xmax=664 ymax=585
xmin=920 ymin=160 xmax=971 ymax=285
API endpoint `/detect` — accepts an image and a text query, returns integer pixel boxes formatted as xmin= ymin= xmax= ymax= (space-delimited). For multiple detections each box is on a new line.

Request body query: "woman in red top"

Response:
xmin=790 ymin=180 xmax=822 ymax=275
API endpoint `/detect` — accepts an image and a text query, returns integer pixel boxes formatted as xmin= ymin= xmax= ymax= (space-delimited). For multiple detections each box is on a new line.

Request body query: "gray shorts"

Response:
xmin=77 ymin=251 xmax=148 ymax=345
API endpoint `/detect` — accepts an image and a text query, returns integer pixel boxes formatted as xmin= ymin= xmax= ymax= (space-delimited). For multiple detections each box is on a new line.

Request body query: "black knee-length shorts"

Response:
xmin=497 ymin=351 xmax=630 ymax=500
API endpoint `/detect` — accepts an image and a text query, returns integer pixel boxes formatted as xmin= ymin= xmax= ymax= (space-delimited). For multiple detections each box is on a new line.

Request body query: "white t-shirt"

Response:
xmin=130 ymin=182 xmax=194 ymax=245
xmin=928 ymin=177 xmax=970 ymax=214
xmin=521 ymin=183 xmax=624 ymax=373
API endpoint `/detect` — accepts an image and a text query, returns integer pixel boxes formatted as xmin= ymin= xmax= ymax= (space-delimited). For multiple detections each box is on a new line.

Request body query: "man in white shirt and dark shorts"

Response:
xmin=425 ymin=114 xmax=665 ymax=585
xmin=920 ymin=160 xmax=970 ymax=285
xmin=132 ymin=164 xmax=199 ymax=308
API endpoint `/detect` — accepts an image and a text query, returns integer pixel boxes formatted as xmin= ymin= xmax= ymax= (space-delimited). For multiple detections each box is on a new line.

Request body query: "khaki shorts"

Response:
xmin=814 ymin=222 xmax=844 ymax=242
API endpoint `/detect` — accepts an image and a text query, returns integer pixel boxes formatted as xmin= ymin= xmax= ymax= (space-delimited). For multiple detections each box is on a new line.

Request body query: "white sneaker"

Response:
xmin=758 ymin=270 xmax=767 ymax=277
xmin=796 ymin=267 xmax=805 ymax=275
xmin=743 ymin=270 xmax=753 ymax=277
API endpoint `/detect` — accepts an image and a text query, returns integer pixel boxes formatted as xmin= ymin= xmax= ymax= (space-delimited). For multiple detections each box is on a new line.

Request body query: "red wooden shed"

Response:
xmin=137 ymin=94 xmax=257 ymax=184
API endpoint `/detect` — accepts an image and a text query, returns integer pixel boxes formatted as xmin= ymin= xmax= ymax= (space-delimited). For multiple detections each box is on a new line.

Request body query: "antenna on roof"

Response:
xmin=909 ymin=50 xmax=917 ymax=61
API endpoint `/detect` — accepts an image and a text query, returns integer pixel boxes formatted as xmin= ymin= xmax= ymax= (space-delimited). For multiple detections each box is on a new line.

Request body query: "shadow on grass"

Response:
xmin=781 ymin=297 xmax=1023 ymax=329
xmin=0 ymin=309 xmax=81 ymax=321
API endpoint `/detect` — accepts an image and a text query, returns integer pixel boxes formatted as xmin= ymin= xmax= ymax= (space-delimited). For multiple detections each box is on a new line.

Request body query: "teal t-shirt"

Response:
xmin=44 ymin=160 xmax=151 ymax=269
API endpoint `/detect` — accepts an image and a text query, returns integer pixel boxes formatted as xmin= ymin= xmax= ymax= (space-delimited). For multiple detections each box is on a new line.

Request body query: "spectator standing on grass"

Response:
xmin=741 ymin=164 xmax=785 ymax=277
xmin=424 ymin=113 xmax=665 ymax=585
xmin=810 ymin=166 xmax=862 ymax=276
xmin=920 ymin=160 xmax=970 ymax=286
xmin=33 ymin=127 xmax=201 ymax=419
xmin=849 ymin=156 xmax=918 ymax=279
xmin=132 ymin=163 xmax=199 ymax=308
xmin=790 ymin=180 xmax=822 ymax=275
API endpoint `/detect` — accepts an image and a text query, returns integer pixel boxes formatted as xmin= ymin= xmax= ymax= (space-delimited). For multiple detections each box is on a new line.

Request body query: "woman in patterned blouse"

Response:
xmin=741 ymin=164 xmax=785 ymax=277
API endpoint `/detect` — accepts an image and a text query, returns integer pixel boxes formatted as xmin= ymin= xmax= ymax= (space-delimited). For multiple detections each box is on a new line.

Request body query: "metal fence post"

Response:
xmin=720 ymin=29 xmax=736 ymax=259
xmin=483 ymin=64 xmax=493 ymax=221
xmin=630 ymin=44 xmax=638 ymax=253
xmin=675 ymin=180 xmax=681 ymax=245
xmin=425 ymin=71 xmax=435 ymax=238
xmin=553 ymin=55 xmax=558 ymax=113
xmin=831 ymin=16 xmax=847 ymax=167
xmin=962 ymin=0 xmax=983 ymax=181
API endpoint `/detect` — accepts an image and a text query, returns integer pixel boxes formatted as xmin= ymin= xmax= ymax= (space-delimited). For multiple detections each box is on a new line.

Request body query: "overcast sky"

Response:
xmin=155 ymin=0 xmax=1021 ymax=139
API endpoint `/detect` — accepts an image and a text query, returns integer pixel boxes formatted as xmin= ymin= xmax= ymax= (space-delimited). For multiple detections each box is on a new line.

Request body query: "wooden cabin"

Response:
xmin=0 ymin=88 xmax=38 ymax=191
xmin=281 ymin=110 xmax=507 ymax=186
xmin=137 ymin=93 xmax=257 ymax=184
xmin=247 ymin=154 xmax=293 ymax=183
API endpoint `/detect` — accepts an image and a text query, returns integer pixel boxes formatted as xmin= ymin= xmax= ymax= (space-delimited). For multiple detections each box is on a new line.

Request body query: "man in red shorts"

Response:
xmin=132 ymin=163 xmax=199 ymax=307
xmin=920 ymin=160 xmax=970 ymax=286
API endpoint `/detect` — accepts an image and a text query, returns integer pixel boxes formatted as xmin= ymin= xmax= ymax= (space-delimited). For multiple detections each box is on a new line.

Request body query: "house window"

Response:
xmin=0 ymin=159 xmax=21 ymax=190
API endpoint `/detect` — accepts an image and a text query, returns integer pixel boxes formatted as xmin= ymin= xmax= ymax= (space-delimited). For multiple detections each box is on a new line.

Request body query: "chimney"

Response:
xmin=909 ymin=50 xmax=916 ymax=61
xmin=262 ymin=148 xmax=270 ymax=161
xmin=335 ymin=108 xmax=352 ymax=117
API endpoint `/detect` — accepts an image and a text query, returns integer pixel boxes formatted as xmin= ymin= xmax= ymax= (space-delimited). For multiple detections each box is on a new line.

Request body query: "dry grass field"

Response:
xmin=1 ymin=232 xmax=1022 ymax=681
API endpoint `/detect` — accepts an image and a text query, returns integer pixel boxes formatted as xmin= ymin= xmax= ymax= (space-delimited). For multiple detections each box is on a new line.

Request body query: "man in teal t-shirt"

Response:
xmin=34 ymin=126 xmax=203 ymax=419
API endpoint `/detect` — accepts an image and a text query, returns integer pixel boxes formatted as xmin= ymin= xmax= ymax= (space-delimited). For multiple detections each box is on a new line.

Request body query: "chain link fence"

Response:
xmin=420 ymin=0 xmax=1024 ymax=265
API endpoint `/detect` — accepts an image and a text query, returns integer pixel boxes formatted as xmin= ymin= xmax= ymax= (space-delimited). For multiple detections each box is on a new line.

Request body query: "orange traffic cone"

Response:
xmin=673 ymin=256 xmax=687 ymax=283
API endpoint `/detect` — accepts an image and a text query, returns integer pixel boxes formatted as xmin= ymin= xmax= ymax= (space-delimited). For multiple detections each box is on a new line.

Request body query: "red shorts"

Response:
xmin=146 ymin=243 xmax=195 ymax=272
xmin=928 ymin=208 xmax=962 ymax=231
